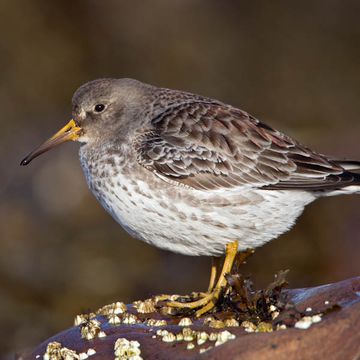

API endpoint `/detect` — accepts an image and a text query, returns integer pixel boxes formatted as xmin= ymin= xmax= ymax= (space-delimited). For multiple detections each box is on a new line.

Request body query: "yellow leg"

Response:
xmin=191 ymin=256 xmax=223 ymax=299
xmin=196 ymin=241 xmax=238 ymax=316
xmin=167 ymin=240 xmax=239 ymax=317
xmin=154 ymin=257 xmax=222 ymax=304
xmin=207 ymin=256 xmax=222 ymax=292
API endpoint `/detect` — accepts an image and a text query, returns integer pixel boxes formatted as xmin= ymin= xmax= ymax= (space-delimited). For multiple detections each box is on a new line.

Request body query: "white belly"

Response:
xmin=82 ymin=161 xmax=316 ymax=256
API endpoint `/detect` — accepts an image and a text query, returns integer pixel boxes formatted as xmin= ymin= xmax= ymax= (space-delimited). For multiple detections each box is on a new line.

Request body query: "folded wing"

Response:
xmin=135 ymin=101 xmax=359 ymax=191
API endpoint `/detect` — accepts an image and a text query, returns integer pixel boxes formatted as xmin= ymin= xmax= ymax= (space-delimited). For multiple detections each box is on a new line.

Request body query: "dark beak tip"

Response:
xmin=20 ymin=157 xmax=30 ymax=166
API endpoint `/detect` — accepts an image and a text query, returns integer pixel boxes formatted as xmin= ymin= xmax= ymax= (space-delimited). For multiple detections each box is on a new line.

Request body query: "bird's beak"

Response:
xmin=20 ymin=119 xmax=82 ymax=166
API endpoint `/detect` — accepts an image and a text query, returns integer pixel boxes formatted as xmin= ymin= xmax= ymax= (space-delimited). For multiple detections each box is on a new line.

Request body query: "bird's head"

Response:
xmin=20 ymin=78 xmax=149 ymax=166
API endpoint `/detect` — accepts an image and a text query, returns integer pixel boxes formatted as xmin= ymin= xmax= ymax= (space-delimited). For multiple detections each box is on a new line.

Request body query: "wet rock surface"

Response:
xmin=18 ymin=276 xmax=360 ymax=360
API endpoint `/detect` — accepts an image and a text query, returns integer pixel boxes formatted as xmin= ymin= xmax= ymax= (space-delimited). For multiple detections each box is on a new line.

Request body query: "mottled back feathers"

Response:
xmin=135 ymin=97 xmax=360 ymax=191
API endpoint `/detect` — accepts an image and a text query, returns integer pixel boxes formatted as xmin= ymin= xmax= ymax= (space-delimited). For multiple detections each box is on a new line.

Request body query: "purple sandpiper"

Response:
xmin=21 ymin=78 xmax=360 ymax=316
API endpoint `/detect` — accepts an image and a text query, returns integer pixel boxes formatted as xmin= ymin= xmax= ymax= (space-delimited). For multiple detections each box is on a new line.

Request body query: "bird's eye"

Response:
xmin=94 ymin=104 xmax=105 ymax=113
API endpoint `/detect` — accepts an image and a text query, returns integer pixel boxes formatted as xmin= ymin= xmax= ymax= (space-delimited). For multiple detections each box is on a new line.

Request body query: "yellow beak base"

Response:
xmin=20 ymin=119 xmax=82 ymax=166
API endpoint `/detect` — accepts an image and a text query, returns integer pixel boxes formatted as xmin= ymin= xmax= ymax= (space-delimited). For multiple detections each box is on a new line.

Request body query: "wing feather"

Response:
xmin=135 ymin=100 xmax=356 ymax=191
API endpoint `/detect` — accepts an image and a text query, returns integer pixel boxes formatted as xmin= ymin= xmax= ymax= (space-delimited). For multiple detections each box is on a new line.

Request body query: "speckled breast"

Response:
xmin=78 ymin=144 xmax=316 ymax=256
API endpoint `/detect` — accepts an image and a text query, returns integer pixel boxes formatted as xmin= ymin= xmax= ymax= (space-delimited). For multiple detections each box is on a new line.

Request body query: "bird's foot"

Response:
xmin=166 ymin=241 xmax=239 ymax=317
xmin=167 ymin=286 xmax=224 ymax=317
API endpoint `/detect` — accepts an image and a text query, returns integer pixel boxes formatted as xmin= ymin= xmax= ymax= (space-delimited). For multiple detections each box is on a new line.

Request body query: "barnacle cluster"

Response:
xmin=41 ymin=341 xmax=96 ymax=360
xmin=40 ymin=269 xmax=329 ymax=359
xmin=133 ymin=299 xmax=157 ymax=314
xmin=97 ymin=301 xmax=127 ymax=316
xmin=153 ymin=327 xmax=236 ymax=353
xmin=294 ymin=314 xmax=322 ymax=329
xmin=145 ymin=318 xmax=167 ymax=326
xmin=114 ymin=338 xmax=143 ymax=360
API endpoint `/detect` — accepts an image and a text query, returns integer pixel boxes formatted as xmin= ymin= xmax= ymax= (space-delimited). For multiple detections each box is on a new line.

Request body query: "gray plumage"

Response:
xmin=71 ymin=78 xmax=359 ymax=256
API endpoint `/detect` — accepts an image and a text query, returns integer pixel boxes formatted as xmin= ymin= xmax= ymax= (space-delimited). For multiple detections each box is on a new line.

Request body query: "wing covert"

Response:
xmin=135 ymin=101 xmax=345 ymax=191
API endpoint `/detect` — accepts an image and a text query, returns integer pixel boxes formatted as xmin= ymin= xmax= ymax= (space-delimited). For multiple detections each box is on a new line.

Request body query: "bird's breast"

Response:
xmin=78 ymin=145 xmax=316 ymax=256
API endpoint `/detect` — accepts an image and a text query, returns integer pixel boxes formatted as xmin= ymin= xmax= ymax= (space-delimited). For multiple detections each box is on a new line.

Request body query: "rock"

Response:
xmin=18 ymin=276 xmax=360 ymax=360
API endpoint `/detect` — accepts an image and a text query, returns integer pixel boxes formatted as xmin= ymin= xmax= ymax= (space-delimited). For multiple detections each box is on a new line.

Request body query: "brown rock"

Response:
xmin=18 ymin=276 xmax=360 ymax=360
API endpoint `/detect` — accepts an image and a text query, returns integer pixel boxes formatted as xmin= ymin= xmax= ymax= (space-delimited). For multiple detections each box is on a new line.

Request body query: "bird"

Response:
xmin=21 ymin=78 xmax=360 ymax=316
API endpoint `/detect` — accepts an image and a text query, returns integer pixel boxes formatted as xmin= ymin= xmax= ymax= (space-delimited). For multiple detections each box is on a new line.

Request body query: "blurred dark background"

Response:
xmin=1 ymin=0 xmax=360 ymax=357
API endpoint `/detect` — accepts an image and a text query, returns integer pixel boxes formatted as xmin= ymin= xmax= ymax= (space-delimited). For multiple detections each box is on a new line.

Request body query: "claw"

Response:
xmin=166 ymin=240 xmax=240 ymax=317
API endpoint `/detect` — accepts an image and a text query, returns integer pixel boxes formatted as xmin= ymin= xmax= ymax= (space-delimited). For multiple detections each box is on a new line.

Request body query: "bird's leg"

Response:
xmin=167 ymin=240 xmax=238 ymax=317
xmin=208 ymin=256 xmax=222 ymax=292
xmin=191 ymin=256 xmax=222 ymax=298
xmin=195 ymin=241 xmax=238 ymax=317
xmin=154 ymin=257 xmax=222 ymax=303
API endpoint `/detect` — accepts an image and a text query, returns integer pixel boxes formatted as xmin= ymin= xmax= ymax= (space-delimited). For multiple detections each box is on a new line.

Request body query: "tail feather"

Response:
xmin=331 ymin=159 xmax=360 ymax=172
xmin=264 ymin=157 xmax=360 ymax=192
xmin=324 ymin=168 xmax=360 ymax=196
